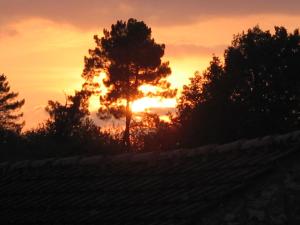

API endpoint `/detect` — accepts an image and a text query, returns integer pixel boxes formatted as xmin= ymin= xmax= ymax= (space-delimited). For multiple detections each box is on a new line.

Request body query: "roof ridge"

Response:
xmin=1 ymin=130 xmax=299 ymax=172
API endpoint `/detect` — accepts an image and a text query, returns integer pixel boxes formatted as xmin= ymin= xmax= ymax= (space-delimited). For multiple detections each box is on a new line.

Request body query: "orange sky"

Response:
xmin=1 ymin=1 xmax=300 ymax=129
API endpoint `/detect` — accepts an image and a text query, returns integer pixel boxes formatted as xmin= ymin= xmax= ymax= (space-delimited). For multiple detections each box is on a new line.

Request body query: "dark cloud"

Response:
xmin=0 ymin=27 xmax=18 ymax=38
xmin=134 ymin=107 xmax=175 ymax=116
xmin=0 ymin=0 xmax=300 ymax=29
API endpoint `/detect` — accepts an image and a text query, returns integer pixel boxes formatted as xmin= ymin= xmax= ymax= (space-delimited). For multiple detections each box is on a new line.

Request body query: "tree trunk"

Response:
xmin=124 ymin=98 xmax=132 ymax=151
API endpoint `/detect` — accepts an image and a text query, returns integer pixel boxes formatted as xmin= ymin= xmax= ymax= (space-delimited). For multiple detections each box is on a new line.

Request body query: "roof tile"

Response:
xmin=0 ymin=130 xmax=299 ymax=224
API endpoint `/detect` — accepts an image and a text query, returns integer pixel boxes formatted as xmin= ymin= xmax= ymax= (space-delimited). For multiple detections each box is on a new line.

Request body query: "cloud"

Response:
xmin=0 ymin=27 xmax=18 ymax=39
xmin=166 ymin=44 xmax=226 ymax=58
xmin=32 ymin=105 xmax=46 ymax=112
xmin=1 ymin=0 xmax=300 ymax=29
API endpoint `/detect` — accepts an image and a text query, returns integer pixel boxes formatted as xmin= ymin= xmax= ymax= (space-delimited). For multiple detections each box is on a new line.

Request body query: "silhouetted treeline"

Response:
xmin=177 ymin=26 xmax=300 ymax=147
xmin=1 ymin=25 xmax=300 ymax=161
xmin=0 ymin=86 xmax=122 ymax=162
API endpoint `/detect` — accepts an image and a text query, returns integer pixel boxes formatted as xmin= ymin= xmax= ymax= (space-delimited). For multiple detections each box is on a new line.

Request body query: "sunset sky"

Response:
xmin=1 ymin=0 xmax=300 ymax=129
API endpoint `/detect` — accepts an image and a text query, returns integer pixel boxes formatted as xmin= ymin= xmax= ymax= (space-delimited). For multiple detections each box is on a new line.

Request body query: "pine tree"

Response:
xmin=0 ymin=74 xmax=25 ymax=133
xmin=82 ymin=18 xmax=176 ymax=149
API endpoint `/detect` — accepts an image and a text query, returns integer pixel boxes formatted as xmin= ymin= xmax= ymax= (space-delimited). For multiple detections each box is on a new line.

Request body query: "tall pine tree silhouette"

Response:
xmin=0 ymin=74 xmax=25 ymax=133
xmin=82 ymin=18 xmax=176 ymax=150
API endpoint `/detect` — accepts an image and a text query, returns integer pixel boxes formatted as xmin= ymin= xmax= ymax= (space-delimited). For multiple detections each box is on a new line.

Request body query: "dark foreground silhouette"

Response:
xmin=0 ymin=130 xmax=299 ymax=224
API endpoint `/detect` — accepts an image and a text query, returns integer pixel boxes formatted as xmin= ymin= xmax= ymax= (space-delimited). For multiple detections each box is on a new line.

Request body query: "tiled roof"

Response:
xmin=0 ymin=130 xmax=299 ymax=224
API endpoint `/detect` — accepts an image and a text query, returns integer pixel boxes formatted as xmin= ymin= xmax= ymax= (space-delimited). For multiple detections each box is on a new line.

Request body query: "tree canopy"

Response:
xmin=82 ymin=18 xmax=176 ymax=149
xmin=44 ymin=90 xmax=99 ymax=140
xmin=178 ymin=26 xmax=300 ymax=147
xmin=0 ymin=74 xmax=25 ymax=134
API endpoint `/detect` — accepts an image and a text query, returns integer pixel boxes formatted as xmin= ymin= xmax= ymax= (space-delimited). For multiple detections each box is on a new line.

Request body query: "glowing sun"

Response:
xmin=131 ymin=97 xmax=176 ymax=113
xmin=88 ymin=82 xmax=177 ymax=114
xmin=89 ymin=95 xmax=176 ymax=113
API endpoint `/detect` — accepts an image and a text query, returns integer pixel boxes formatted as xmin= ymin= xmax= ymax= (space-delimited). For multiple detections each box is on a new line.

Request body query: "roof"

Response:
xmin=0 ymin=130 xmax=299 ymax=224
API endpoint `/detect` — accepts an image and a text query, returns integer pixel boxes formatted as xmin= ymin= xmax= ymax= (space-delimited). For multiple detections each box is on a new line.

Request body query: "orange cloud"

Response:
xmin=1 ymin=0 xmax=300 ymax=29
